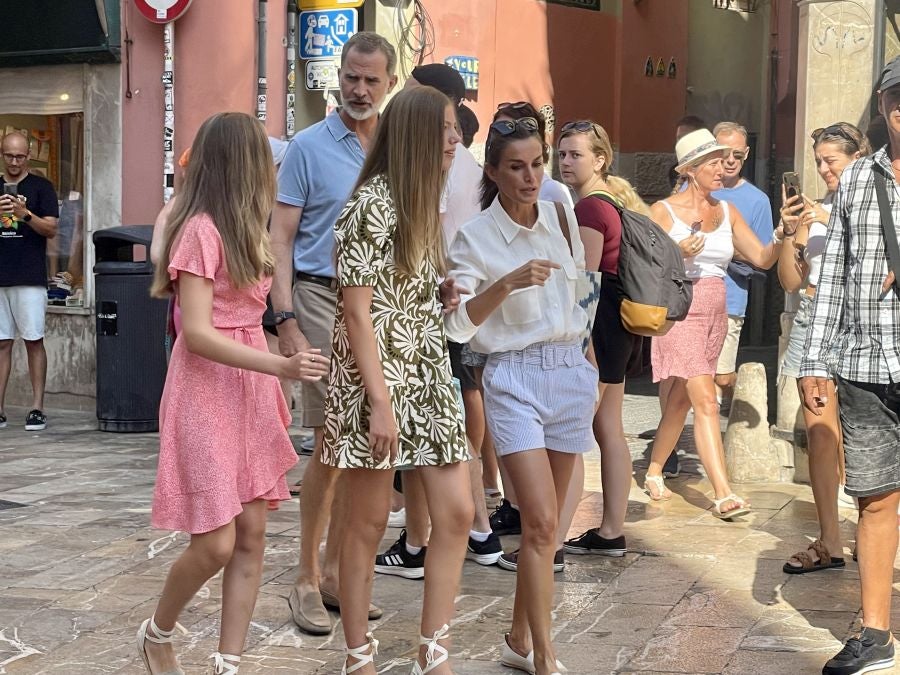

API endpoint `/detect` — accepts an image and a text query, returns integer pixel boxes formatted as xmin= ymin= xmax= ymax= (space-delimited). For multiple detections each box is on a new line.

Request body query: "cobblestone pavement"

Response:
xmin=0 ymin=379 xmax=894 ymax=674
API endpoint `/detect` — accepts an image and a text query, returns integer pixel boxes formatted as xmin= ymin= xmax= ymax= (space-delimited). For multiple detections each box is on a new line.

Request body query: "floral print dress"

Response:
xmin=321 ymin=174 xmax=469 ymax=470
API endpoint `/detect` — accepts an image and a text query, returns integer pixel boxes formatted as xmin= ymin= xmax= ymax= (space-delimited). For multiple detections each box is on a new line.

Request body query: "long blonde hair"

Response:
xmin=151 ymin=112 xmax=276 ymax=297
xmin=353 ymin=86 xmax=449 ymax=276
xmin=558 ymin=120 xmax=651 ymax=217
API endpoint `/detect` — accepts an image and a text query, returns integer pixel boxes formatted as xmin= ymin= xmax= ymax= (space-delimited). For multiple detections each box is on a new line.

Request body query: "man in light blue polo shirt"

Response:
xmin=269 ymin=31 xmax=397 ymax=636
xmin=712 ymin=121 xmax=774 ymax=405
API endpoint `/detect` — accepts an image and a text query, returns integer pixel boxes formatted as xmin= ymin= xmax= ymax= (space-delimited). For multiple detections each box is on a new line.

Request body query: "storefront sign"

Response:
xmin=299 ymin=9 xmax=357 ymax=60
xmin=133 ymin=0 xmax=193 ymax=24
xmin=546 ymin=0 xmax=601 ymax=10
xmin=299 ymin=0 xmax=365 ymax=8
xmin=305 ymin=59 xmax=339 ymax=90
xmin=444 ymin=55 xmax=479 ymax=92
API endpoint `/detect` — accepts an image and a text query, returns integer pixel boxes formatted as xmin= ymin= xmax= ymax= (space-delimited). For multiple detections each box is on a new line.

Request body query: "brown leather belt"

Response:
xmin=296 ymin=271 xmax=337 ymax=291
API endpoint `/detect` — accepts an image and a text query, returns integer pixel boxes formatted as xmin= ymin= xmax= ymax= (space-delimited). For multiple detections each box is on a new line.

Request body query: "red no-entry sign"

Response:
xmin=134 ymin=0 xmax=194 ymax=24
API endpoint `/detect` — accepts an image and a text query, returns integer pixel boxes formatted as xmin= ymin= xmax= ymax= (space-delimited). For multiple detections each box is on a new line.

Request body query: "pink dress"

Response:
xmin=151 ymin=214 xmax=297 ymax=534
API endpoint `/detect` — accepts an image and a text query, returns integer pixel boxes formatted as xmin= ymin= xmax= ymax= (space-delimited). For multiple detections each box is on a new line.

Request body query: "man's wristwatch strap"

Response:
xmin=273 ymin=311 xmax=296 ymax=325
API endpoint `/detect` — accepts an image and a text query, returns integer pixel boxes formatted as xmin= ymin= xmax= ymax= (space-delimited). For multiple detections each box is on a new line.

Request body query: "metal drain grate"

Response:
xmin=0 ymin=500 xmax=28 ymax=510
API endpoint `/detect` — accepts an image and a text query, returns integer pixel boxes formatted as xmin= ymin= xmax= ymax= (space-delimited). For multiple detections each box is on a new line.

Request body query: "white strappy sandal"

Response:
xmin=411 ymin=624 xmax=450 ymax=674
xmin=136 ymin=616 xmax=185 ymax=675
xmin=342 ymin=632 xmax=379 ymax=674
xmin=210 ymin=652 xmax=241 ymax=674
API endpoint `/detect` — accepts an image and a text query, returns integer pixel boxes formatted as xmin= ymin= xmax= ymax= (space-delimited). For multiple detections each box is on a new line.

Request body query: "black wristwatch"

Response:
xmin=273 ymin=311 xmax=296 ymax=325
xmin=23 ymin=212 xmax=32 ymax=223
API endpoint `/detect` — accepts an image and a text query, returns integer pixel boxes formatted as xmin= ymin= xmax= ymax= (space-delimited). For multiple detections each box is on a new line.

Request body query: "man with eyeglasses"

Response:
xmin=711 ymin=121 xmax=773 ymax=408
xmin=0 ymin=132 xmax=59 ymax=431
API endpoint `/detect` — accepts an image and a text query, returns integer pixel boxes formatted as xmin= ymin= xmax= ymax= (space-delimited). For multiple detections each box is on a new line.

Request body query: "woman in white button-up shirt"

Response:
xmin=445 ymin=118 xmax=597 ymax=675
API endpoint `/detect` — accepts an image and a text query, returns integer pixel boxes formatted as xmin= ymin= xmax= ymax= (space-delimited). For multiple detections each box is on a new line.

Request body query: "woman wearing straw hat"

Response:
xmin=644 ymin=129 xmax=784 ymax=519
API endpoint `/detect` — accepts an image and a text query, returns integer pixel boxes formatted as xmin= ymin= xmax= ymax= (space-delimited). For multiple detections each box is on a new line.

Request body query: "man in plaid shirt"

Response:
xmin=801 ymin=56 xmax=900 ymax=675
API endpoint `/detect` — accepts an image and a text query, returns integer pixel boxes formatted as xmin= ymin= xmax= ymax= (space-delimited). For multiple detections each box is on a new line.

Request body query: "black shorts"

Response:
xmin=592 ymin=273 xmax=644 ymax=384
xmin=447 ymin=340 xmax=477 ymax=391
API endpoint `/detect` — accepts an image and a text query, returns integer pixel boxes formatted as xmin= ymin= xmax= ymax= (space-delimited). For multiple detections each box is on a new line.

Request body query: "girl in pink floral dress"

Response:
xmin=136 ymin=113 xmax=329 ymax=675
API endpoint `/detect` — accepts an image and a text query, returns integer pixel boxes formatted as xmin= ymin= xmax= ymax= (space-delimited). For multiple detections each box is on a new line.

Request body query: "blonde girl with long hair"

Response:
xmin=320 ymin=86 xmax=472 ymax=675
xmin=555 ymin=120 xmax=648 ymax=558
xmin=137 ymin=113 xmax=329 ymax=675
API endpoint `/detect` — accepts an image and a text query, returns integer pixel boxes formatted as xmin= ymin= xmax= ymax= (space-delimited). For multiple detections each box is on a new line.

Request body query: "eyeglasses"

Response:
xmin=723 ymin=149 xmax=747 ymax=162
xmin=2 ymin=153 xmax=27 ymax=163
xmin=487 ymin=117 xmax=540 ymax=151
xmin=496 ymin=101 xmax=531 ymax=111
xmin=811 ymin=124 xmax=859 ymax=149
xmin=560 ymin=120 xmax=602 ymax=140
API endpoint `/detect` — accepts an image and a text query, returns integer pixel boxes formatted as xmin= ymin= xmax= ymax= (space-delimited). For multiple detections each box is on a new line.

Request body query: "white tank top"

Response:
xmin=661 ymin=200 xmax=734 ymax=279
xmin=804 ymin=200 xmax=832 ymax=287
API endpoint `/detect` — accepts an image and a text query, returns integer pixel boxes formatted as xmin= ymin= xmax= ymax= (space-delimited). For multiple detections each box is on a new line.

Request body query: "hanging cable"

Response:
xmin=394 ymin=0 xmax=435 ymax=77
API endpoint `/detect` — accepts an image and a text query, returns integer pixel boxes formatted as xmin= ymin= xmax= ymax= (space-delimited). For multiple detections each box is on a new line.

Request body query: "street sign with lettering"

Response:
xmin=299 ymin=9 xmax=357 ymax=60
xmin=306 ymin=59 xmax=339 ymax=90
xmin=444 ymin=55 xmax=479 ymax=92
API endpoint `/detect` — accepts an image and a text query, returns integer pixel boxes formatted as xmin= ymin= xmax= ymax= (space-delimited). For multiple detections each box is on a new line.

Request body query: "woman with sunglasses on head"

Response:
xmin=556 ymin=120 xmax=650 ymax=558
xmin=446 ymin=115 xmax=597 ymax=675
xmin=779 ymin=122 xmax=870 ymax=574
xmin=645 ymin=129 xmax=783 ymax=518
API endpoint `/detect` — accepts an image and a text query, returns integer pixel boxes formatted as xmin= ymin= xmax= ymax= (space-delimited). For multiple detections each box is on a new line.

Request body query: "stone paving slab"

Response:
xmin=0 ymin=404 xmax=899 ymax=674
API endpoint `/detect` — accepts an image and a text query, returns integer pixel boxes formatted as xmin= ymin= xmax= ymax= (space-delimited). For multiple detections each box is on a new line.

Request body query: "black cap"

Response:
xmin=880 ymin=55 xmax=900 ymax=91
xmin=410 ymin=64 xmax=465 ymax=105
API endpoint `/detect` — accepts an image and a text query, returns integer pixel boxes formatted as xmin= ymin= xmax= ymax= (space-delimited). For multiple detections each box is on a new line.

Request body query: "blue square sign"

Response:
xmin=299 ymin=9 xmax=358 ymax=60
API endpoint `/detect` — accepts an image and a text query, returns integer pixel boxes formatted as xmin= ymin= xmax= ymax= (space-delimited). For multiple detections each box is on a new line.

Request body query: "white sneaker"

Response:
xmin=387 ymin=507 xmax=406 ymax=528
xmin=837 ymin=486 xmax=856 ymax=509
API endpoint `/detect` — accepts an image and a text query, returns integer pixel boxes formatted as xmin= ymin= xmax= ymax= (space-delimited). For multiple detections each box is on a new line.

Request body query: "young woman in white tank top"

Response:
xmin=645 ymin=129 xmax=783 ymax=520
xmin=777 ymin=122 xmax=869 ymax=575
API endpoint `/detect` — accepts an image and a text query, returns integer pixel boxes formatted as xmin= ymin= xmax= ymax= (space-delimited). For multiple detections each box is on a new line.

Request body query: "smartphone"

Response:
xmin=2 ymin=182 xmax=16 ymax=198
xmin=782 ymin=172 xmax=802 ymax=202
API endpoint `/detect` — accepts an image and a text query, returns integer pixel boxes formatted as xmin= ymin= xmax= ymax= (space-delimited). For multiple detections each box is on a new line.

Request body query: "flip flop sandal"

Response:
xmin=643 ymin=474 xmax=671 ymax=502
xmin=783 ymin=539 xmax=846 ymax=574
xmin=711 ymin=494 xmax=751 ymax=520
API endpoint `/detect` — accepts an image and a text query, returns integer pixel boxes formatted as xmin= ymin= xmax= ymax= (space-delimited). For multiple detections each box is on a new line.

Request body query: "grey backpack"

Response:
xmin=590 ymin=192 xmax=692 ymax=336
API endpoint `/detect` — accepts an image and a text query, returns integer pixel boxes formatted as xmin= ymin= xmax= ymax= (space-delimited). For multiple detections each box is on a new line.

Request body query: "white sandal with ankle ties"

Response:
xmin=342 ymin=632 xmax=379 ymax=674
xmin=210 ymin=652 xmax=240 ymax=674
xmin=411 ymin=624 xmax=450 ymax=674
xmin=136 ymin=616 xmax=185 ymax=675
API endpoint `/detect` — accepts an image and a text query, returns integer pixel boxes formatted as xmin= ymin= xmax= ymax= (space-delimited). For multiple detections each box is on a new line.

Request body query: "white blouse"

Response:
xmin=660 ymin=200 xmax=734 ymax=279
xmin=445 ymin=197 xmax=587 ymax=354
xmin=804 ymin=198 xmax=832 ymax=287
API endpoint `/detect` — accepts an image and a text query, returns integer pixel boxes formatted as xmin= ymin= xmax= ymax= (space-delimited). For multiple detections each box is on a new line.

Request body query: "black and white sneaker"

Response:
xmin=0 ymin=411 xmax=6 ymax=428
xmin=374 ymin=530 xmax=426 ymax=580
xmin=489 ymin=499 xmax=522 ymax=536
xmin=823 ymin=629 xmax=895 ymax=675
xmin=662 ymin=451 xmax=680 ymax=478
xmin=497 ymin=548 xmax=564 ymax=573
xmin=25 ymin=409 xmax=46 ymax=431
xmin=563 ymin=529 xmax=626 ymax=557
xmin=466 ymin=533 xmax=503 ymax=565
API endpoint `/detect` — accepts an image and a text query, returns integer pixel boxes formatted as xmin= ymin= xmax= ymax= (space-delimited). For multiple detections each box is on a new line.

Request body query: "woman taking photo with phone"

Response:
xmin=779 ymin=122 xmax=870 ymax=574
xmin=139 ymin=112 xmax=329 ymax=675
xmin=645 ymin=129 xmax=783 ymax=519
xmin=320 ymin=86 xmax=472 ymax=675
xmin=446 ymin=115 xmax=596 ymax=675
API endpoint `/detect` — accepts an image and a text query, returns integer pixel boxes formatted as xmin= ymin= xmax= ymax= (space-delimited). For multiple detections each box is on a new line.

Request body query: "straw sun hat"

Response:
xmin=674 ymin=129 xmax=730 ymax=174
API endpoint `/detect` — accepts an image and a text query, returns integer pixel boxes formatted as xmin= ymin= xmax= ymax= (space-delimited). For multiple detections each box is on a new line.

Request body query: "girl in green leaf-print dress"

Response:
xmin=320 ymin=87 xmax=473 ymax=675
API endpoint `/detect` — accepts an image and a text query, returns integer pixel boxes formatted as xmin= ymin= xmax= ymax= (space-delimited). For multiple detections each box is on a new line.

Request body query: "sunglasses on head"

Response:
xmin=811 ymin=124 xmax=859 ymax=149
xmin=560 ymin=120 xmax=602 ymax=140
xmin=487 ymin=117 xmax=541 ymax=151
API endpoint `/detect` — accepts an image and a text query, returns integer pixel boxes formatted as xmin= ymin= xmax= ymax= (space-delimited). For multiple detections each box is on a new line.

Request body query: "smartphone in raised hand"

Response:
xmin=782 ymin=172 xmax=802 ymax=202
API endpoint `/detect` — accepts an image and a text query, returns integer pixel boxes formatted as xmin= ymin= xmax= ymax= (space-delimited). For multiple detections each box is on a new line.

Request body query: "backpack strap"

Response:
xmin=873 ymin=158 xmax=900 ymax=299
xmin=553 ymin=201 xmax=573 ymax=258
xmin=586 ymin=190 xmax=623 ymax=211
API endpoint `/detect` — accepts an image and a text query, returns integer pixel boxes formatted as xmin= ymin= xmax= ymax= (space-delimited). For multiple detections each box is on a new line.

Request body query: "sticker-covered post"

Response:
xmin=287 ymin=1 xmax=298 ymax=137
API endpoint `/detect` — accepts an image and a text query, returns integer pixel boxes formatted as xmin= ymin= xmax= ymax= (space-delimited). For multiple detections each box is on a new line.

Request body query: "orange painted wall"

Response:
xmin=615 ymin=1 xmax=689 ymax=153
xmin=122 ymin=0 xmax=288 ymax=226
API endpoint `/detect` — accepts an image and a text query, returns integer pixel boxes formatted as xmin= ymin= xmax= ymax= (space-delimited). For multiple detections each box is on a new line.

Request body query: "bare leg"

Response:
xmin=340 ymin=469 xmax=393 ymax=675
xmin=858 ymin=490 xmax=900 ymax=630
xmin=474 ymin=367 xmax=500 ymax=492
xmin=556 ymin=454 xmax=583 ymax=546
xmin=647 ymin=379 xmax=691 ymax=496
xmin=320 ymin=470 xmax=348 ymax=593
xmin=23 ymin=339 xmax=46 ymax=410
xmin=403 ymin=469 xmax=431 ymax=548
xmin=416 ymin=462 xmax=474 ymax=672
xmin=505 ymin=449 xmax=575 ymax=675
xmin=468 ymin=441 xmax=491 ymax=533
xmin=219 ymin=500 xmax=268 ymax=655
xmin=295 ymin=428 xmax=340 ymax=590
xmin=0 ymin=340 xmax=12 ymax=411
xmin=144 ymin=521 xmax=238 ymax=672
xmin=683 ymin=375 xmax=733 ymax=500
xmin=595 ymin=383 xmax=632 ymax=539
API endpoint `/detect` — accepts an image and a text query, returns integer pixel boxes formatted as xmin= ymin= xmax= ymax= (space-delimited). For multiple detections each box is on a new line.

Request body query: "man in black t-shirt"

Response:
xmin=0 ymin=132 xmax=59 ymax=431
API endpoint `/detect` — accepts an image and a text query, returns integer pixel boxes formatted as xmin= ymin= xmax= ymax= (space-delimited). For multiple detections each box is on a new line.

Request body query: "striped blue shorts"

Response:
xmin=483 ymin=341 xmax=597 ymax=456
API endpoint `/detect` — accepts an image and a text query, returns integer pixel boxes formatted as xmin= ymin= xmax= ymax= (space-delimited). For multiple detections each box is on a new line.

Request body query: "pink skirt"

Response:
xmin=651 ymin=277 xmax=727 ymax=382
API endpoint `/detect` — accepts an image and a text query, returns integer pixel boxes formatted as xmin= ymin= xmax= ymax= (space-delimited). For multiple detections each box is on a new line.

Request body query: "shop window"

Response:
xmin=1 ymin=112 xmax=85 ymax=308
